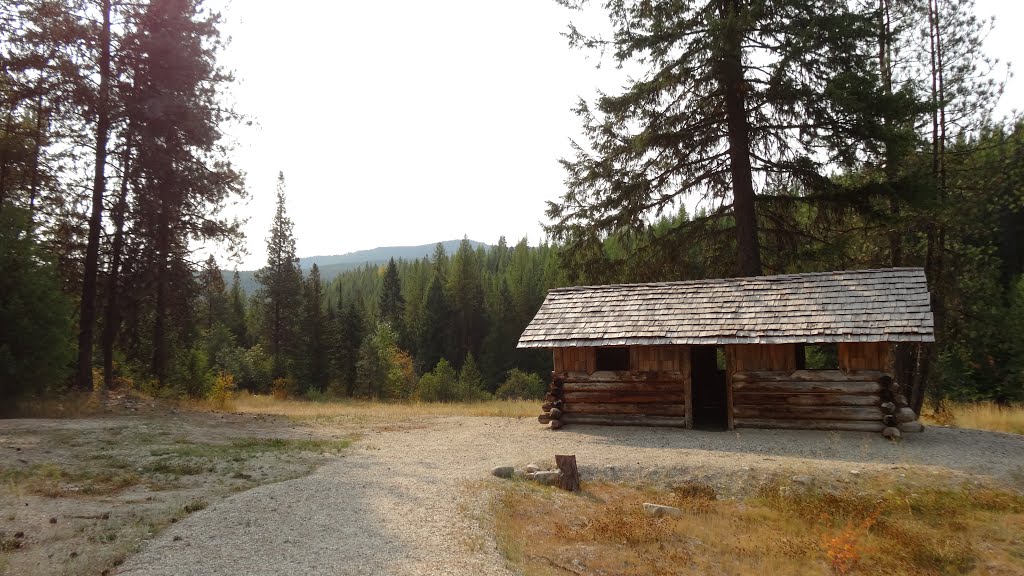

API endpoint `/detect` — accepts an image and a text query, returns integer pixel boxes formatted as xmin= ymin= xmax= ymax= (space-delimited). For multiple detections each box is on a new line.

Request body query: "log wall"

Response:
xmin=543 ymin=343 xmax=918 ymax=434
xmin=551 ymin=345 xmax=689 ymax=428
xmin=731 ymin=369 xmax=886 ymax=431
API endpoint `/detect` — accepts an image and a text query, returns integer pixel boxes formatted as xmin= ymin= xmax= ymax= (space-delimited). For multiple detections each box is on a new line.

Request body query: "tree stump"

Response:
xmin=555 ymin=454 xmax=580 ymax=492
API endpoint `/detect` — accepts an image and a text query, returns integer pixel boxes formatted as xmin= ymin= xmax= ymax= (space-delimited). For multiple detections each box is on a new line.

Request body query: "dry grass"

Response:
xmin=921 ymin=401 xmax=1024 ymax=435
xmin=226 ymin=392 xmax=538 ymax=422
xmin=493 ymin=477 xmax=1024 ymax=576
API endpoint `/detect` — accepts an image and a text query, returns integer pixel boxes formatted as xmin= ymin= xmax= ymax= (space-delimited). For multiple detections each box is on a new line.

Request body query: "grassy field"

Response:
xmin=494 ymin=476 xmax=1024 ymax=576
xmin=225 ymin=392 xmax=539 ymax=422
xmin=921 ymin=401 xmax=1024 ymax=435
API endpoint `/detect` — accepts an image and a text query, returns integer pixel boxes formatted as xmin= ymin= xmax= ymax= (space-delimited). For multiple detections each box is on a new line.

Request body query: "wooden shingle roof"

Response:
xmin=517 ymin=268 xmax=934 ymax=348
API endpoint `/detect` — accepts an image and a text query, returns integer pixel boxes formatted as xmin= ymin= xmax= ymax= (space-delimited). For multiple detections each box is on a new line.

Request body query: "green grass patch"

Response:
xmin=150 ymin=437 xmax=350 ymax=459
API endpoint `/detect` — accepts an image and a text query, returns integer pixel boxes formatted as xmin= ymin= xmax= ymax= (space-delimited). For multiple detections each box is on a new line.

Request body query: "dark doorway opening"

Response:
xmin=691 ymin=345 xmax=728 ymax=430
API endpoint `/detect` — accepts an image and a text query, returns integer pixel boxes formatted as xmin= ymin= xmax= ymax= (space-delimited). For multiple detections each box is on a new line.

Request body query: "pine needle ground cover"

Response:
xmin=493 ymin=475 xmax=1024 ymax=576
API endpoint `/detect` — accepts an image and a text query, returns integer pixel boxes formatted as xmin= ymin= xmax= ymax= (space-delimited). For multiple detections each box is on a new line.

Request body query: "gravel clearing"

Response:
xmin=116 ymin=417 xmax=1024 ymax=576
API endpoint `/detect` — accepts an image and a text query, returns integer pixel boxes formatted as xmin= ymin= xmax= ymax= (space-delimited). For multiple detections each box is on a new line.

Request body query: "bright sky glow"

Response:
xmin=212 ymin=0 xmax=1022 ymax=269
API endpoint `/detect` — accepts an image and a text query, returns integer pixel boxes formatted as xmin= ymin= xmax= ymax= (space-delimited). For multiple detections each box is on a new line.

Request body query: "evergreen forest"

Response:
xmin=2 ymin=0 xmax=1023 ymax=410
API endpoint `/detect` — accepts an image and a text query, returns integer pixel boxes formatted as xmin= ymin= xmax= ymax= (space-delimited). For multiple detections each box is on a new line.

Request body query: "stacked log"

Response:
xmin=538 ymin=374 xmax=564 ymax=429
xmin=733 ymin=370 xmax=885 ymax=432
xmin=878 ymin=376 xmax=924 ymax=436
xmin=732 ymin=370 xmax=922 ymax=436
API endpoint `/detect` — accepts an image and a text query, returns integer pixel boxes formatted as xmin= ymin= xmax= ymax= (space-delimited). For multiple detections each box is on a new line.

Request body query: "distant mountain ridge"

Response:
xmin=225 ymin=239 xmax=489 ymax=293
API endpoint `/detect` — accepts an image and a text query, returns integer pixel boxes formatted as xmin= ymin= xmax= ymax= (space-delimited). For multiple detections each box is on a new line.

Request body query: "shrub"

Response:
xmin=457 ymin=353 xmax=491 ymax=401
xmin=271 ymin=376 xmax=298 ymax=400
xmin=495 ymin=369 xmax=545 ymax=400
xmin=174 ymin=346 xmax=213 ymax=398
xmin=207 ymin=372 xmax=236 ymax=409
xmin=216 ymin=344 xmax=273 ymax=393
xmin=415 ymin=358 xmax=458 ymax=402
xmin=385 ymin=350 xmax=417 ymax=399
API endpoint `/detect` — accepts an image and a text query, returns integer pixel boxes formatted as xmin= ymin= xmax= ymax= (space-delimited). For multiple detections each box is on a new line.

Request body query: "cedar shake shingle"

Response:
xmin=517 ymin=268 xmax=935 ymax=348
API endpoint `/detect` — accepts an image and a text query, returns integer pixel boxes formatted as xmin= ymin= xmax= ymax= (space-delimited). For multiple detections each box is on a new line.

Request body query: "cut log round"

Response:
xmin=734 ymin=418 xmax=885 ymax=432
xmin=880 ymin=401 xmax=896 ymax=414
xmin=897 ymin=407 xmax=917 ymax=423
xmin=882 ymin=426 xmax=902 ymax=439
xmin=549 ymin=407 xmax=563 ymax=420
xmin=555 ymin=454 xmax=580 ymax=492
xmin=733 ymin=405 xmax=883 ymax=421
xmin=899 ymin=421 xmax=924 ymax=433
xmin=882 ymin=414 xmax=898 ymax=427
xmin=538 ymin=414 xmax=551 ymax=424
xmin=549 ymin=419 xmax=562 ymax=430
xmin=894 ymin=394 xmax=909 ymax=407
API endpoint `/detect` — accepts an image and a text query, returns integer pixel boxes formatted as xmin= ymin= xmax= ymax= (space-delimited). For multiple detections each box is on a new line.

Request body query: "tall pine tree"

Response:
xmin=255 ymin=172 xmax=302 ymax=377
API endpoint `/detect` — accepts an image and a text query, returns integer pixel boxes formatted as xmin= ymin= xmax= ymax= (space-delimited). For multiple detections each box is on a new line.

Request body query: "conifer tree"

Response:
xmin=227 ymin=270 xmax=248 ymax=346
xmin=448 ymin=238 xmax=485 ymax=364
xmin=255 ymin=172 xmax=302 ymax=377
xmin=302 ymin=263 xmax=327 ymax=390
xmin=418 ymin=273 xmax=450 ymax=373
xmin=199 ymin=255 xmax=227 ymax=330
xmin=548 ymin=0 xmax=884 ymax=277
xmin=378 ymin=257 xmax=405 ymax=331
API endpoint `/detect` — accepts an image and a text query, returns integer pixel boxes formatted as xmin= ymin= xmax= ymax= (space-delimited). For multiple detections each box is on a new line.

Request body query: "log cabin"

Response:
xmin=518 ymin=268 xmax=934 ymax=435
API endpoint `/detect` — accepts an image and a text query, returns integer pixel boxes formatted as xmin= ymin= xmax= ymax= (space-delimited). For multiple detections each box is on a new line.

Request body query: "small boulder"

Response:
xmin=532 ymin=471 xmax=561 ymax=485
xmin=525 ymin=463 xmax=540 ymax=474
xmin=491 ymin=466 xmax=515 ymax=479
xmin=642 ymin=503 xmax=683 ymax=518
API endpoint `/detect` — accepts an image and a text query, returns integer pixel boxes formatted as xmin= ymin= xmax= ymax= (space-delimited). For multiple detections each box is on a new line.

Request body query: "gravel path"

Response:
xmin=116 ymin=418 xmax=1024 ymax=576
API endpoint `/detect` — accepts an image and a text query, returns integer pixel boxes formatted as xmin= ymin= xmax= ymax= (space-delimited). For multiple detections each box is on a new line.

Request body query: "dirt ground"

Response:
xmin=0 ymin=396 xmax=356 ymax=576
xmin=3 ymin=398 xmax=1023 ymax=576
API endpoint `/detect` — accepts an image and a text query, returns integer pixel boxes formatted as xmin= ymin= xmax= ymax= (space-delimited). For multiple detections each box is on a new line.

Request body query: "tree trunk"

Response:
xmin=718 ymin=0 xmax=761 ymax=277
xmin=152 ymin=203 xmax=170 ymax=385
xmin=555 ymin=455 xmax=580 ymax=492
xmin=28 ymin=89 xmax=46 ymax=216
xmin=75 ymin=0 xmax=113 ymax=391
xmin=0 ymin=109 xmax=12 ymax=209
xmin=102 ymin=131 xmax=133 ymax=389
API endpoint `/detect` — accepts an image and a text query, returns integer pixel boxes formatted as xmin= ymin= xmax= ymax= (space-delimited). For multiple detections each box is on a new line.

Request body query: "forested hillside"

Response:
xmin=1 ymin=0 xmax=1022 ymax=409
xmin=224 ymin=239 xmax=489 ymax=294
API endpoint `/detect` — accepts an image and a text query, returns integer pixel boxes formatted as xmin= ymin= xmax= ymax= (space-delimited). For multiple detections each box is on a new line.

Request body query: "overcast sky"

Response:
xmin=213 ymin=0 xmax=1022 ymax=270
